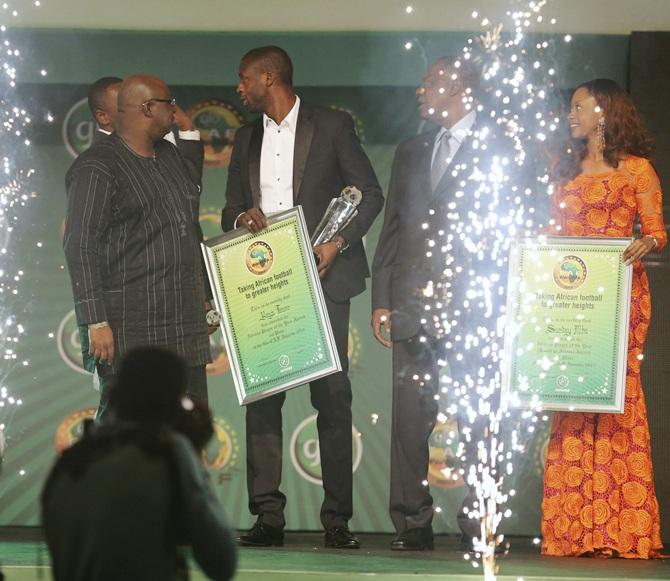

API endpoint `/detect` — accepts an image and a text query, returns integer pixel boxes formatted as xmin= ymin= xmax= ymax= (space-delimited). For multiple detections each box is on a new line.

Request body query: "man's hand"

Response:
xmin=238 ymin=208 xmax=267 ymax=233
xmin=371 ymin=308 xmax=392 ymax=348
xmin=174 ymin=105 xmax=195 ymax=131
xmin=313 ymin=242 xmax=338 ymax=278
xmin=89 ymin=325 xmax=114 ymax=365
xmin=623 ymin=236 xmax=656 ymax=265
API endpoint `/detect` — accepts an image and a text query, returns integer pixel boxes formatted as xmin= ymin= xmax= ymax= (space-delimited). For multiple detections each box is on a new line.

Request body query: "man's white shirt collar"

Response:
xmin=437 ymin=109 xmax=477 ymax=144
xmin=263 ymin=95 xmax=301 ymax=132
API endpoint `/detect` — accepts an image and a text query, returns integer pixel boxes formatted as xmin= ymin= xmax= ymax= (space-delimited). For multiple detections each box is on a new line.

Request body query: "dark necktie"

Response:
xmin=431 ymin=129 xmax=451 ymax=191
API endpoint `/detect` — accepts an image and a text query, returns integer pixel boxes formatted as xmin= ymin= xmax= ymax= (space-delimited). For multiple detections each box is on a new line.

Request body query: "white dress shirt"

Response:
xmin=431 ymin=110 xmax=477 ymax=168
xmin=259 ymin=96 xmax=301 ymax=215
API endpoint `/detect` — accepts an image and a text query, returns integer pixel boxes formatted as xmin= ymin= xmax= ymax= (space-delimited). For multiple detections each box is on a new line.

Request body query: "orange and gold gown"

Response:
xmin=540 ymin=156 xmax=666 ymax=559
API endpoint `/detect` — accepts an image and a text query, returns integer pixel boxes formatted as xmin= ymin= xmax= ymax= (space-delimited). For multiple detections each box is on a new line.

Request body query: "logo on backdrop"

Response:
xmin=289 ymin=414 xmax=363 ymax=485
xmin=202 ymin=417 xmax=239 ymax=484
xmin=427 ymin=418 xmax=465 ymax=489
xmin=55 ymin=410 xmax=239 ymax=475
xmin=54 ymin=408 xmax=97 ymax=454
xmin=186 ymin=100 xmax=245 ymax=168
xmin=57 ymin=309 xmax=90 ymax=375
xmin=553 ymin=255 xmax=587 ymax=290
xmin=62 ymin=97 xmax=96 ymax=158
xmin=328 ymin=105 xmax=366 ymax=143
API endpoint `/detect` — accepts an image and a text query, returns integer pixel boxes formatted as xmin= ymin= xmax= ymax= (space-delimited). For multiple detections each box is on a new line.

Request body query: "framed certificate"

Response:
xmin=201 ymin=207 xmax=341 ymax=405
xmin=501 ymin=236 xmax=633 ymax=413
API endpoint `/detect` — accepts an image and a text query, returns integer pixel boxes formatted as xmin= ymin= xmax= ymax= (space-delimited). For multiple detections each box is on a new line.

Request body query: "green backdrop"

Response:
xmin=0 ymin=29 xmax=631 ymax=534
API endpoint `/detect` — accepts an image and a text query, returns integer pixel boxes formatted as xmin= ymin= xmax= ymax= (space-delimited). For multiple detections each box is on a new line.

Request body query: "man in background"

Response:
xmin=87 ymin=76 xmax=122 ymax=139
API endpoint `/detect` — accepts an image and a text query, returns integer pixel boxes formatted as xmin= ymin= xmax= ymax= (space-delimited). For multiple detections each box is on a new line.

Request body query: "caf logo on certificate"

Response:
xmin=553 ymin=255 xmax=588 ymax=290
xmin=245 ymin=241 xmax=274 ymax=276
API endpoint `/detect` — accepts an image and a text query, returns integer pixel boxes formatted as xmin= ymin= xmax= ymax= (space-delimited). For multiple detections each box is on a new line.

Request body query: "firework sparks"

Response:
xmin=0 ymin=1 xmax=44 ymax=467
xmin=404 ymin=1 xmax=564 ymax=578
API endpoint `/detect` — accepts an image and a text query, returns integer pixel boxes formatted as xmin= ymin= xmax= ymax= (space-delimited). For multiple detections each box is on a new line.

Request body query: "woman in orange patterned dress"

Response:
xmin=540 ymin=79 xmax=666 ymax=559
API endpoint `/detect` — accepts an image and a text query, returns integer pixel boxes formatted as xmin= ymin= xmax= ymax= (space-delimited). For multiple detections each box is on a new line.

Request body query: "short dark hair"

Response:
xmin=108 ymin=347 xmax=187 ymax=424
xmin=241 ymin=46 xmax=293 ymax=86
xmin=435 ymin=56 xmax=481 ymax=98
xmin=87 ymin=76 xmax=123 ymax=116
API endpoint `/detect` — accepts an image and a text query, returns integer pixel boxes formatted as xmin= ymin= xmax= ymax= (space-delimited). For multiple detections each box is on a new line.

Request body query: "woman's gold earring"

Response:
xmin=597 ymin=117 xmax=606 ymax=151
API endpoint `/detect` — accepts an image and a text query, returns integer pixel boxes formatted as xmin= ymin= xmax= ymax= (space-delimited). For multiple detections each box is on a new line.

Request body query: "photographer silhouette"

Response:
xmin=42 ymin=347 xmax=237 ymax=581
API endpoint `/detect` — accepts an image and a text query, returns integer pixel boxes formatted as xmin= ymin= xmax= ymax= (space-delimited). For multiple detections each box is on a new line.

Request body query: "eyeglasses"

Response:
xmin=142 ymin=98 xmax=176 ymax=107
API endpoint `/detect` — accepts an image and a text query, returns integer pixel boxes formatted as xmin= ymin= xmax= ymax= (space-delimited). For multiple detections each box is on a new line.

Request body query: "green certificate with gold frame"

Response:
xmin=201 ymin=207 xmax=341 ymax=405
xmin=501 ymin=236 xmax=633 ymax=413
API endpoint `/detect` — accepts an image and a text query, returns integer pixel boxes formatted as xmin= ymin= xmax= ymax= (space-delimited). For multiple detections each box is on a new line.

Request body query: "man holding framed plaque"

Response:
xmin=222 ymin=46 xmax=383 ymax=549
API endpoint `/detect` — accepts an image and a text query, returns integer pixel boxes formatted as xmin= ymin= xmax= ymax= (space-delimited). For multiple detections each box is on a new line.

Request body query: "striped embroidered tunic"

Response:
xmin=64 ymin=133 xmax=210 ymax=371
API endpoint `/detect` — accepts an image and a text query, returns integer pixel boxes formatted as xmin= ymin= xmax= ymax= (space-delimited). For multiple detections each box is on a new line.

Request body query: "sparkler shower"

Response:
xmin=0 ymin=1 xmax=43 ymax=463
xmin=404 ymin=1 xmax=570 ymax=577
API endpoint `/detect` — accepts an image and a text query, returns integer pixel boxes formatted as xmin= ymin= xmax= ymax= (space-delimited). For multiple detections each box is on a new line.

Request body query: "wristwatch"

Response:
xmin=206 ymin=309 xmax=221 ymax=326
xmin=334 ymin=235 xmax=349 ymax=255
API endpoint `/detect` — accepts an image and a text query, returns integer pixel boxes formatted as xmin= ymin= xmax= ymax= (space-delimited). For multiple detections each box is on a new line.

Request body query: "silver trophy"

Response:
xmin=311 ymin=186 xmax=362 ymax=246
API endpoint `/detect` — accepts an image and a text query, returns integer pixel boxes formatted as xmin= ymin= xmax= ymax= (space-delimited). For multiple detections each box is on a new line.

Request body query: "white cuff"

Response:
xmin=178 ymin=129 xmax=201 ymax=141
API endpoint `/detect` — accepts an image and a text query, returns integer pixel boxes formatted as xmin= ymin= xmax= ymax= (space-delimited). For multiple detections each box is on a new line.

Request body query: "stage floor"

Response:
xmin=1 ymin=531 xmax=669 ymax=580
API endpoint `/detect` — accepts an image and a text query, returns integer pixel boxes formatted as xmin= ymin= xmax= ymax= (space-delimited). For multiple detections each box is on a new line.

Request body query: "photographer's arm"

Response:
xmin=171 ymin=434 xmax=237 ymax=580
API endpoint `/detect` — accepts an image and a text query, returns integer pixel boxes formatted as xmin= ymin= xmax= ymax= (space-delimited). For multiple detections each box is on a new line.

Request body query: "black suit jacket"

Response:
xmin=372 ymin=128 xmax=440 ymax=341
xmin=371 ymin=124 xmax=484 ymax=341
xmin=373 ymin=120 xmax=537 ymax=342
xmin=223 ymin=102 xmax=383 ymax=302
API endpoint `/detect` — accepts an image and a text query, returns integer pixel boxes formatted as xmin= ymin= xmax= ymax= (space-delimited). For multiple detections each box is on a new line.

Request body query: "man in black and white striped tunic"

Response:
xmin=64 ymin=75 xmax=211 ymax=418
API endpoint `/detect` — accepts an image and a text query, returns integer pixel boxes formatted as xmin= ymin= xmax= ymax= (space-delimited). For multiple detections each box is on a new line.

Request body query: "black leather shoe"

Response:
xmin=238 ymin=521 xmax=284 ymax=547
xmin=391 ymin=527 xmax=434 ymax=551
xmin=324 ymin=527 xmax=360 ymax=549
